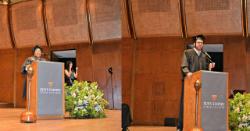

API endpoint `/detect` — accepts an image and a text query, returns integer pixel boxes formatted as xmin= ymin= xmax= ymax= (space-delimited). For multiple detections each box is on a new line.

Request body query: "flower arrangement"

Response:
xmin=65 ymin=81 xmax=108 ymax=118
xmin=229 ymin=93 xmax=250 ymax=131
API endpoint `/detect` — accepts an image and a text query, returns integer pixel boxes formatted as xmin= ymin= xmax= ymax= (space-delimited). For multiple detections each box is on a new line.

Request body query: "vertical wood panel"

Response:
xmin=76 ymin=45 xmax=93 ymax=81
xmin=185 ymin=0 xmax=243 ymax=36
xmin=92 ymin=42 xmax=121 ymax=109
xmin=247 ymin=0 xmax=250 ymax=36
xmin=131 ymin=0 xmax=182 ymax=37
xmin=121 ymin=0 xmax=131 ymax=38
xmin=0 ymin=5 xmax=12 ymax=49
xmin=223 ymin=37 xmax=247 ymax=92
xmin=122 ymin=39 xmax=134 ymax=105
xmin=246 ymin=38 xmax=250 ymax=93
xmin=11 ymin=0 xmax=47 ymax=48
xmin=89 ymin=0 xmax=122 ymax=41
xmin=45 ymin=0 xmax=89 ymax=45
xmin=0 ymin=50 xmax=15 ymax=103
xmin=131 ymin=38 xmax=184 ymax=125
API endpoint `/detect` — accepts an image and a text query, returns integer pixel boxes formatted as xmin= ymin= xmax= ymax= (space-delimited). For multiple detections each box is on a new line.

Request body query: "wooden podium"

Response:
xmin=183 ymin=71 xmax=228 ymax=131
xmin=28 ymin=61 xmax=65 ymax=119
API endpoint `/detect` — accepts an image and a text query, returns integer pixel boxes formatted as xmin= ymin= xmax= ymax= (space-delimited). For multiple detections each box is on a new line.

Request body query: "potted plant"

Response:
xmin=229 ymin=93 xmax=250 ymax=131
xmin=65 ymin=81 xmax=108 ymax=118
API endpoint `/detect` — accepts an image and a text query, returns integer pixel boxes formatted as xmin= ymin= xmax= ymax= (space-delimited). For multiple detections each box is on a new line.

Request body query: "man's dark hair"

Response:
xmin=192 ymin=34 xmax=205 ymax=43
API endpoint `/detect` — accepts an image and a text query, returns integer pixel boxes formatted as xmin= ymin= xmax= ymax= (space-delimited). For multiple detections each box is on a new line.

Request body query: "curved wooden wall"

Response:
xmin=11 ymin=0 xmax=47 ymax=48
xmin=88 ymin=0 xmax=122 ymax=41
xmin=247 ymin=0 xmax=250 ymax=36
xmin=0 ymin=5 xmax=12 ymax=49
xmin=131 ymin=0 xmax=182 ymax=37
xmin=185 ymin=0 xmax=243 ymax=36
xmin=45 ymin=0 xmax=89 ymax=45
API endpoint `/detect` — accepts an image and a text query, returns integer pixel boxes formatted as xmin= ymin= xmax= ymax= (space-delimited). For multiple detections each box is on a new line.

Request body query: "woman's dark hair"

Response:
xmin=32 ymin=45 xmax=43 ymax=53
xmin=65 ymin=61 xmax=73 ymax=70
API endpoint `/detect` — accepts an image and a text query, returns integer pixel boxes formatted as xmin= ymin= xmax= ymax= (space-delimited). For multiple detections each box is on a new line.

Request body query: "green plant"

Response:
xmin=229 ymin=93 xmax=250 ymax=131
xmin=65 ymin=81 xmax=108 ymax=118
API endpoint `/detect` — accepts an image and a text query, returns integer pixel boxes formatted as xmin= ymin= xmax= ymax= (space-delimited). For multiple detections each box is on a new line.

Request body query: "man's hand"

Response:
xmin=186 ymin=72 xmax=192 ymax=78
xmin=209 ymin=62 xmax=215 ymax=71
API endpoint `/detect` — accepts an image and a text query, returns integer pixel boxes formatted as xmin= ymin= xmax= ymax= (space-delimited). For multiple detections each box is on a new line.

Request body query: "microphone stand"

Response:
xmin=108 ymin=67 xmax=115 ymax=109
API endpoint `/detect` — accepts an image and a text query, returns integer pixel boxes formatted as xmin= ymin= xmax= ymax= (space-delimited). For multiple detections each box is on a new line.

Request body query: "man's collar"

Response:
xmin=193 ymin=48 xmax=201 ymax=56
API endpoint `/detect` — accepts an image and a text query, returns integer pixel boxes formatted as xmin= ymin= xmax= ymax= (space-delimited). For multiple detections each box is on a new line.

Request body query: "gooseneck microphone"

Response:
xmin=202 ymin=51 xmax=213 ymax=63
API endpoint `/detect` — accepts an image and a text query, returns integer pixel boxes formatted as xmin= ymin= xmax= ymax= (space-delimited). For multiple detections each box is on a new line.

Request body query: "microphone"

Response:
xmin=108 ymin=67 xmax=113 ymax=75
xmin=202 ymin=51 xmax=213 ymax=63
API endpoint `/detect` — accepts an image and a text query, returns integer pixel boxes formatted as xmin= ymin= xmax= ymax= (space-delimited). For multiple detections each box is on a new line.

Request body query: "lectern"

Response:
xmin=183 ymin=71 xmax=228 ymax=131
xmin=27 ymin=61 xmax=65 ymax=119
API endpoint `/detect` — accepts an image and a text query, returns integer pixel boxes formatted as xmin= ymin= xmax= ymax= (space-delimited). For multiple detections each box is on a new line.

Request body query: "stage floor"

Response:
xmin=0 ymin=108 xmax=121 ymax=131
xmin=129 ymin=126 xmax=176 ymax=131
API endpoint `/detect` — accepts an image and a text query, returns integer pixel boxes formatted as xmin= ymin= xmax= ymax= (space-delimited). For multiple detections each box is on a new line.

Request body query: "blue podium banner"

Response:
xmin=201 ymin=71 xmax=228 ymax=131
xmin=37 ymin=61 xmax=64 ymax=118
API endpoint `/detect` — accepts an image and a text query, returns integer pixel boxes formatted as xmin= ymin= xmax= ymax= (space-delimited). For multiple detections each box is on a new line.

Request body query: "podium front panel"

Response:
xmin=37 ymin=61 xmax=64 ymax=118
xmin=201 ymin=71 xmax=228 ymax=131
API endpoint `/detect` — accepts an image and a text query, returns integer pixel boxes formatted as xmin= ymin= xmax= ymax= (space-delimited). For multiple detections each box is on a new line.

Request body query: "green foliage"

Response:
xmin=65 ymin=81 xmax=108 ymax=118
xmin=229 ymin=93 xmax=250 ymax=131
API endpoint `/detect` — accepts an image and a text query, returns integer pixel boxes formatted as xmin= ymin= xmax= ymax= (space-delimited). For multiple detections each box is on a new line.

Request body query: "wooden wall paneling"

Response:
xmin=0 ymin=5 xmax=13 ymax=49
xmin=11 ymin=0 xmax=47 ymax=48
xmin=132 ymin=38 xmax=184 ymax=125
xmin=113 ymin=64 xmax=122 ymax=109
xmin=247 ymin=0 xmax=250 ymax=36
xmin=133 ymin=74 xmax=153 ymax=125
xmin=76 ymin=45 xmax=94 ymax=81
xmin=131 ymin=0 xmax=182 ymax=37
xmin=45 ymin=0 xmax=89 ymax=46
xmin=0 ymin=50 xmax=15 ymax=103
xmin=223 ymin=37 xmax=247 ymax=92
xmin=88 ymin=0 xmax=122 ymax=41
xmin=122 ymin=39 xmax=134 ymax=105
xmin=185 ymin=0 xmax=243 ymax=36
xmin=246 ymin=38 xmax=250 ymax=92
xmin=92 ymin=42 xmax=121 ymax=109
xmin=121 ymin=0 xmax=131 ymax=38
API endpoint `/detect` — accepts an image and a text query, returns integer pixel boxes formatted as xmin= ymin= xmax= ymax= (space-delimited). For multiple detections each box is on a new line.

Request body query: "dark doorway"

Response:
xmin=50 ymin=49 xmax=77 ymax=70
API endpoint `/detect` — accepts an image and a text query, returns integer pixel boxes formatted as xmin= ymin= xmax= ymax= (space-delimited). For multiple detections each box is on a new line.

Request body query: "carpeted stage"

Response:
xmin=0 ymin=108 xmax=121 ymax=131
